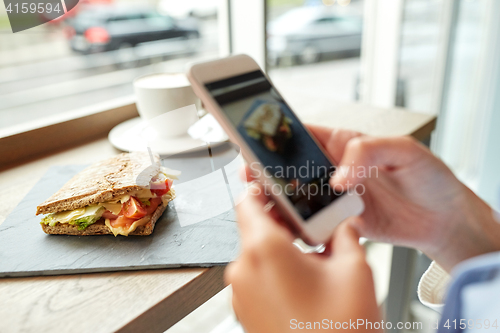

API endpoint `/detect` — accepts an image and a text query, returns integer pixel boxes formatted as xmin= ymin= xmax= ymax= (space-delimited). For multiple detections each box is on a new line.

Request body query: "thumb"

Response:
xmin=236 ymin=183 xmax=293 ymax=247
xmin=329 ymin=221 xmax=364 ymax=258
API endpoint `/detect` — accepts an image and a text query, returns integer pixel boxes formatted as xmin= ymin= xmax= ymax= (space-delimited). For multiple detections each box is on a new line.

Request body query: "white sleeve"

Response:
xmin=417 ymin=261 xmax=451 ymax=313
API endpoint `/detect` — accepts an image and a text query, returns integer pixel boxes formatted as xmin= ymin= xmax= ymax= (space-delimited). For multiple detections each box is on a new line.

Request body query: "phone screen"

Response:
xmin=205 ymin=70 xmax=342 ymax=220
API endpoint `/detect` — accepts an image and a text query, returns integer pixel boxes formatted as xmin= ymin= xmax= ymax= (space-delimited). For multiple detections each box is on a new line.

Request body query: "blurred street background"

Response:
xmin=0 ymin=0 xmax=220 ymax=127
xmin=0 ymin=0 xmax=366 ymax=129
xmin=3 ymin=0 xmax=480 ymax=130
xmin=1 ymin=0 xmax=484 ymax=131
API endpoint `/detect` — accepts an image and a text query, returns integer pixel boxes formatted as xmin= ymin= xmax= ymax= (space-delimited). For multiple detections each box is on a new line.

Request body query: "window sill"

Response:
xmin=0 ymin=95 xmax=138 ymax=171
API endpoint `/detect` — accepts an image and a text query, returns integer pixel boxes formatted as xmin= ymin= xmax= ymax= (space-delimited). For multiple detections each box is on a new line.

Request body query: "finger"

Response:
xmin=236 ymin=184 xmax=293 ymax=246
xmin=306 ymin=124 xmax=363 ymax=163
xmin=239 ymin=165 xmax=255 ymax=183
xmin=239 ymin=181 xmax=285 ymax=222
xmin=237 ymin=183 xmax=275 ymax=230
xmin=329 ymin=220 xmax=364 ymax=257
xmin=245 ymin=182 xmax=269 ymax=205
xmin=224 ymin=261 xmax=239 ymax=286
xmin=330 ymin=135 xmax=424 ymax=189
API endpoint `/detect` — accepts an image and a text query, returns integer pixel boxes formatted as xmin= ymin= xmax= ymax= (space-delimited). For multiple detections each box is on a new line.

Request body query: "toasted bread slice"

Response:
xmin=36 ymin=152 xmax=160 ymax=215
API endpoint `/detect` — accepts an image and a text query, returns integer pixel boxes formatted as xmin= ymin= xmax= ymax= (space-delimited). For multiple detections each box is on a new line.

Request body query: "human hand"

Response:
xmin=226 ymin=185 xmax=380 ymax=333
xmin=306 ymin=125 xmax=500 ymax=271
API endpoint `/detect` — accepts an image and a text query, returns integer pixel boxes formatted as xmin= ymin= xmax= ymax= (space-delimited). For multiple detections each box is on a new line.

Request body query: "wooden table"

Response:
xmin=0 ymin=90 xmax=436 ymax=332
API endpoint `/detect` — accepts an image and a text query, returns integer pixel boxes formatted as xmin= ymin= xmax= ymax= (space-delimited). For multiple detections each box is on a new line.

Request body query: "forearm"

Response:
xmin=427 ymin=186 xmax=500 ymax=272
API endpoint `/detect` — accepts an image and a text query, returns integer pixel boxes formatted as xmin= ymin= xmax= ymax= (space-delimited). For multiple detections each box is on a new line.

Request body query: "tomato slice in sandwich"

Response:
xmin=123 ymin=197 xmax=147 ymax=219
xmin=146 ymin=197 xmax=162 ymax=215
xmin=151 ymin=179 xmax=173 ymax=196
xmin=110 ymin=216 xmax=137 ymax=229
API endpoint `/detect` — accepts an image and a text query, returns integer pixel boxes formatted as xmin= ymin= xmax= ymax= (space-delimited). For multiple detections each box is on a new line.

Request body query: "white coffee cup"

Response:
xmin=134 ymin=73 xmax=200 ymax=138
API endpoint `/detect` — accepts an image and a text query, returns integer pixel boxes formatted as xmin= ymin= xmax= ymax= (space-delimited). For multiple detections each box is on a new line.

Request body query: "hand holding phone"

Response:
xmin=225 ymin=186 xmax=379 ymax=333
xmin=188 ymin=54 xmax=364 ymax=245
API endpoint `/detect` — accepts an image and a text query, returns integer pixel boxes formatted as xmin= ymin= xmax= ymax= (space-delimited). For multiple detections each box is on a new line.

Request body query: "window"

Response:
xmin=0 ymin=0 xmax=222 ymax=131
xmin=314 ymin=17 xmax=338 ymax=24
xmin=397 ymin=0 xmax=500 ymax=208
xmin=397 ymin=0 xmax=447 ymax=113
xmin=107 ymin=14 xmax=145 ymax=22
xmin=145 ymin=13 xmax=175 ymax=29
xmin=266 ymin=0 xmax=364 ymax=104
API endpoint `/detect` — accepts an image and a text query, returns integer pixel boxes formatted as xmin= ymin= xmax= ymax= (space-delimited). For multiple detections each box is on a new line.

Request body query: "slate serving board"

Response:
xmin=0 ymin=148 xmax=243 ymax=278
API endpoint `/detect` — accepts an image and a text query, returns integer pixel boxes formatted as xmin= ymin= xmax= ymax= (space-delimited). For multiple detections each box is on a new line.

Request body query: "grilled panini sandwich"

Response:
xmin=36 ymin=152 xmax=179 ymax=236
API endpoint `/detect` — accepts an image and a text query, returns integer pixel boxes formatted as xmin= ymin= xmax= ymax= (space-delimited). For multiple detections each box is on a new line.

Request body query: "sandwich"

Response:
xmin=36 ymin=152 xmax=179 ymax=236
xmin=244 ymin=103 xmax=293 ymax=153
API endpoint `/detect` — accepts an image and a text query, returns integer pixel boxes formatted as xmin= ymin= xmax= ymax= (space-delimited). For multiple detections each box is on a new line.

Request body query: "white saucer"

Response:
xmin=109 ymin=114 xmax=228 ymax=156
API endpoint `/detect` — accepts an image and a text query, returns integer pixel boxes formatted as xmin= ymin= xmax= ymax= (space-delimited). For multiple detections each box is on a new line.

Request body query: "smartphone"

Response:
xmin=187 ymin=54 xmax=364 ymax=245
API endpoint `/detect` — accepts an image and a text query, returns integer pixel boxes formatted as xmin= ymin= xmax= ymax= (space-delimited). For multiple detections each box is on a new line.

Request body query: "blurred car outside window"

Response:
xmin=266 ymin=0 xmax=364 ymax=104
xmin=0 ymin=0 xmax=220 ymax=131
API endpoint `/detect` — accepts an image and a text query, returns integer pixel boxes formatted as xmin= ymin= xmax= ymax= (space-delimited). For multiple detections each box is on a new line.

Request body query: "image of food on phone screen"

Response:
xmin=205 ymin=70 xmax=344 ymax=220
